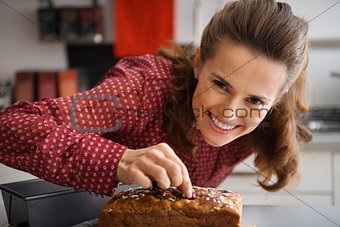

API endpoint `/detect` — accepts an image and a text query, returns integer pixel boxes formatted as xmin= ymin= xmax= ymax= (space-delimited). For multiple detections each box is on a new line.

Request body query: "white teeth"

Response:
xmin=210 ymin=113 xmax=236 ymax=130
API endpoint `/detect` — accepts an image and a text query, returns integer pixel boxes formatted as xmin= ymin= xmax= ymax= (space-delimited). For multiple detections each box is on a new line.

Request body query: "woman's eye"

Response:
xmin=248 ymin=97 xmax=263 ymax=105
xmin=213 ymin=80 xmax=228 ymax=91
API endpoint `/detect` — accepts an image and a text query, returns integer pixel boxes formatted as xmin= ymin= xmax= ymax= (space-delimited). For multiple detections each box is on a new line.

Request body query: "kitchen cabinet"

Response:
xmin=334 ymin=152 xmax=340 ymax=205
xmin=241 ymin=205 xmax=340 ymax=227
xmin=283 ymin=0 xmax=340 ymax=41
xmin=219 ymin=132 xmax=340 ymax=206
xmin=219 ymin=151 xmax=333 ymax=205
xmin=175 ymin=0 xmax=227 ymax=45
xmin=175 ymin=0 xmax=340 ymax=44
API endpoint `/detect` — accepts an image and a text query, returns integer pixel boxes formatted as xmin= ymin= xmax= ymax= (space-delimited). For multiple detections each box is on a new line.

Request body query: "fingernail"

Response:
xmin=187 ymin=189 xmax=192 ymax=198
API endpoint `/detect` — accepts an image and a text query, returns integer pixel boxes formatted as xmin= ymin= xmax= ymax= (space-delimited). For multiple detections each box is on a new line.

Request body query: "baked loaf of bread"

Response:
xmin=98 ymin=185 xmax=243 ymax=227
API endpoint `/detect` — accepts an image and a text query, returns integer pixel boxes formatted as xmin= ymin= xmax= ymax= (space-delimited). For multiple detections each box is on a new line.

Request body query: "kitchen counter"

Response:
xmin=311 ymin=132 xmax=340 ymax=143
xmin=304 ymin=132 xmax=340 ymax=151
xmin=242 ymin=205 xmax=340 ymax=227
xmin=1 ymin=198 xmax=340 ymax=226
xmin=70 ymin=205 xmax=340 ymax=227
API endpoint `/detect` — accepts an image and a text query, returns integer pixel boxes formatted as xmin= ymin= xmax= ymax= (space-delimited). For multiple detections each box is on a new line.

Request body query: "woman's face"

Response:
xmin=192 ymin=40 xmax=287 ymax=147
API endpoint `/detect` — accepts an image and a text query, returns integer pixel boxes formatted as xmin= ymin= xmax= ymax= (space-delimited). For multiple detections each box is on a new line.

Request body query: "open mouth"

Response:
xmin=208 ymin=110 xmax=240 ymax=131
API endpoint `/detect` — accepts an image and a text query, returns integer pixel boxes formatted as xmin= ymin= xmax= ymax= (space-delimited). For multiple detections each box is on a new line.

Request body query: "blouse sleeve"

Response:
xmin=0 ymin=54 xmax=172 ymax=196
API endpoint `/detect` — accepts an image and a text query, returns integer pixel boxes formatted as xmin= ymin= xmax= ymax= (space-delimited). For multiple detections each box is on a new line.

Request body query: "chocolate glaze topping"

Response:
xmin=113 ymin=185 xmax=241 ymax=210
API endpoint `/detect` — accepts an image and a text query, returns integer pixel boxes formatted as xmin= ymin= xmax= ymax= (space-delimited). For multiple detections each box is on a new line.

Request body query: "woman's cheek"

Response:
xmin=244 ymin=110 xmax=267 ymax=130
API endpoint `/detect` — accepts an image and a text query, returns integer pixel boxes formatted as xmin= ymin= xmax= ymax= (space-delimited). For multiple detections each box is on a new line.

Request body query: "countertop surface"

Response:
xmin=304 ymin=132 xmax=340 ymax=151
xmin=310 ymin=132 xmax=340 ymax=143
xmin=241 ymin=205 xmax=340 ymax=227
xmin=1 ymin=201 xmax=340 ymax=227
xmin=71 ymin=205 xmax=340 ymax=227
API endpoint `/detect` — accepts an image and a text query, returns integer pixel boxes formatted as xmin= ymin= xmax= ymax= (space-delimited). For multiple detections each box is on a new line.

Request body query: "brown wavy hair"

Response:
xmin=159 ymin=0 xmax=313 ymax=192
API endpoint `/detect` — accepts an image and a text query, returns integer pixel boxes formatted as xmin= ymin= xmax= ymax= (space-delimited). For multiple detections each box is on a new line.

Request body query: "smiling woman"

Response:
xmin=160 ymin=0 xmax=312 ymax=191
xmin=0 ymin=0 xmax=312 ymax=201
xmin=191 ymin=40 xmax=287 ymax=147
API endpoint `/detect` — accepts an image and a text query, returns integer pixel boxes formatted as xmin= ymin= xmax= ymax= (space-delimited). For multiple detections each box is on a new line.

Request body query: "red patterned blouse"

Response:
xmin=0 ymin=54 xmax=252 ymax=196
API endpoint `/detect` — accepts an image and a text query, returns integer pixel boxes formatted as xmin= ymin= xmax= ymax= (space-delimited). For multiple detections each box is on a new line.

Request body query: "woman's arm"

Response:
xmin=0 ymin=55 xmax=151 ymax=196
xmin=0 ymin=54 xmax=192 ymax=197
xmin=0 ymin=96 xmax=128 ymax=196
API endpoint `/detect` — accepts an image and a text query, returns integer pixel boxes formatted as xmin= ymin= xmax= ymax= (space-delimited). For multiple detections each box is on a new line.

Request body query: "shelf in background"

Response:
xmin=309 ymin=39 xmax=340 ymax=48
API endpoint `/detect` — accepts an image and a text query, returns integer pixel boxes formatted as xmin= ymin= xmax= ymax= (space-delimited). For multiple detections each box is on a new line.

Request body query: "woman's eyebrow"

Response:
xmin=212 ymin=73 xmax=233 ymax=89
xmin=250 ymin=94 xmax=272 ymax=102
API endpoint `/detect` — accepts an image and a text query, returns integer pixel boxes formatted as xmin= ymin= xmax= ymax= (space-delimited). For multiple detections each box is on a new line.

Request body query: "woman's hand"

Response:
xmin=116 ymin=142 xmax=193 ymax=198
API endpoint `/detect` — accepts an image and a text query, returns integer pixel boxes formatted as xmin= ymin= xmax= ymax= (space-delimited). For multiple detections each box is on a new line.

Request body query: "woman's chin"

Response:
xmin=200 ymin=126 xmax=244 ymax=147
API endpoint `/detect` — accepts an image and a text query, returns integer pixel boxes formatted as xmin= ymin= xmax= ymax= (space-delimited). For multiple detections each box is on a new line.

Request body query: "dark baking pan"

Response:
xmin=0 ymin=179 xmax=111 ymax=227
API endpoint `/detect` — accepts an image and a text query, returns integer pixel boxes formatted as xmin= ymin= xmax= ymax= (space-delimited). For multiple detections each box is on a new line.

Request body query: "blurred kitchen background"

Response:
xmin=0 ymin=0 xmax=340 ymax=223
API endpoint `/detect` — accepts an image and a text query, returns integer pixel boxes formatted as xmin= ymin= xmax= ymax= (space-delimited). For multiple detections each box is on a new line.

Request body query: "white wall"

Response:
xmin=0 ymin=0 xmax=66 ymax=81
xmin=0 ymin=0 xmax=113 ymax=81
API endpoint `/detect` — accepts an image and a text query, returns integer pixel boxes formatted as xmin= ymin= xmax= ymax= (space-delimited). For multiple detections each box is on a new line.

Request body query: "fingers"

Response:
xmin=178 ymin=168 xmax=193 ymax=198
xmin=156 ymin=143 xmax=193 ymax=198
xmin=128 ymin=167 xmax=152 ymax=188
xmin=141 ymin=161 xmax=171 ymax=189
xmin=157 ymin=159 xmax=183 ymax=187
xmin=117 ymin=143 xmax=193 ymax=198
xmin=141 ymin=156 xmax=192 ymax=198
xmin=144 ymin=149 xmax=183 ymax=188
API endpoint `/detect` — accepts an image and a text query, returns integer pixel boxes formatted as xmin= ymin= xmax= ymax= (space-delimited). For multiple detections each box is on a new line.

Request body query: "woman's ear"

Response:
xmin=194 ymin=47 xmax=201 ymax=79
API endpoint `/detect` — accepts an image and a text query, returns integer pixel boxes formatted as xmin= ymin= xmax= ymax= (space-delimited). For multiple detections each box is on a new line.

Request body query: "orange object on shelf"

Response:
xmin=57 ymin=69 xmax=78 ymax=97
xmin=114 ymin=0 xmax=174 ymax=57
